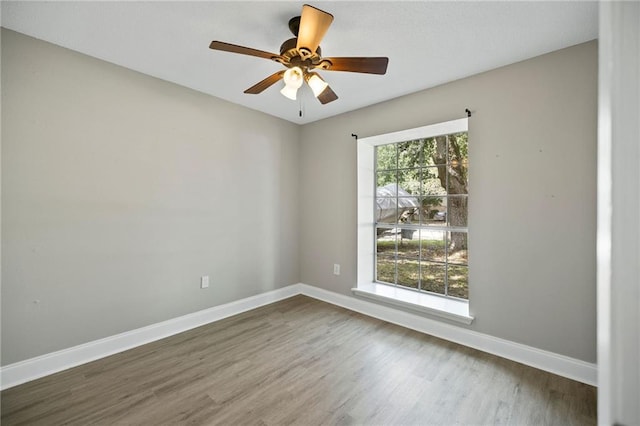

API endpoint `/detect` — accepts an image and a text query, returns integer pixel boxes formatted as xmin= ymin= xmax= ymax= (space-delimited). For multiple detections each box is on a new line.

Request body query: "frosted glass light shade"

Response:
xmin=283 ymin=67 xmax=303 ymax=89
xmin=280 ymin=84 xmax=299 ymax=100
xmin=307 ymin=73 xmax=329 ymax=97
xmin=280 ymin=66 xmax=303 ymax=100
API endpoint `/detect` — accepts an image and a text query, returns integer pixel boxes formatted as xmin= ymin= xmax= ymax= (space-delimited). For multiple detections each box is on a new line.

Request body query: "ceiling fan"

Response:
xmin=209 ymin=4 xmax=389 ymax=105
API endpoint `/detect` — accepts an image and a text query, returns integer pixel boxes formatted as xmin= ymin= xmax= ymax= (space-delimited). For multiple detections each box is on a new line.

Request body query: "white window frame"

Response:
xmin=353 ymin=118 xmax=474 ymax=324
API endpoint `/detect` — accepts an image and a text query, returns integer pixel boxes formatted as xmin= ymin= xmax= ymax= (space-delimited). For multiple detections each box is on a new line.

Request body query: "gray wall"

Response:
xmin=1 ymin=29 xmax=300 ymax=365
xmin=300 ymin=41 xmax=597 ymax=363
xmin=2 ymin=29 xmax=598 ymax=366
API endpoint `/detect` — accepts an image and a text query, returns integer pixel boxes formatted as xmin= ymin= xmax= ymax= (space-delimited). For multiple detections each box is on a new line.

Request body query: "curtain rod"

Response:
xmin=352 ymin=108 xmax=471 ymax=141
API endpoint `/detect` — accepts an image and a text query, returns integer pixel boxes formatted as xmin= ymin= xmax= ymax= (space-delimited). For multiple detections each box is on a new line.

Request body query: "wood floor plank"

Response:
xmin=1 ymin=295 xmax=596 ymax=425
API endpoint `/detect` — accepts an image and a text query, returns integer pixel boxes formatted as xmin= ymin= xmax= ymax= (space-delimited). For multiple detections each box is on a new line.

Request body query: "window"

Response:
xmin=375 ymin=131 xmax=468 ymax=299
xmin=356 ymin=118 xmax=472 ymax=323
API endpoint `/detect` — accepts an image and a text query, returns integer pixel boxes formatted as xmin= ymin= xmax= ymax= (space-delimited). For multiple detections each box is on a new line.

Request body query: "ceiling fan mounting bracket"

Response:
xmin=288 ymin=16 xmax=301 ymax=36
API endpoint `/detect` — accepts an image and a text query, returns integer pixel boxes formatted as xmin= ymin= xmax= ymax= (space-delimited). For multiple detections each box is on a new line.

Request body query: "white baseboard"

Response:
xmin=0 ymin=284 xmax=301 ymax=390
xmin=298 ymin=283 xmax=597 ymax=387
xmin=1 ymin=282 xmax=596 ymax=390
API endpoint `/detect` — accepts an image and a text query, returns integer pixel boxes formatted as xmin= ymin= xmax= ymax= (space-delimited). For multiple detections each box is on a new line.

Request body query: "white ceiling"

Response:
xmin=1 ymin=1 xmax=598 ymax=124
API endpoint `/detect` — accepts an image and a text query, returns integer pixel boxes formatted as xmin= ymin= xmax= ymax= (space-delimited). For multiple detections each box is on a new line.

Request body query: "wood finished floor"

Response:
xmin=2 ymin=295 xmax=596 ymax=425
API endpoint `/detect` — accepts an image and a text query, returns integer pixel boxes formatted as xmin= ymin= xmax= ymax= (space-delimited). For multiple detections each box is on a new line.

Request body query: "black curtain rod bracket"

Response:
xmin=465 ymin=108 xmax=472 ymax=118
xmin=351 ymin=133 xmax=358 ymax=140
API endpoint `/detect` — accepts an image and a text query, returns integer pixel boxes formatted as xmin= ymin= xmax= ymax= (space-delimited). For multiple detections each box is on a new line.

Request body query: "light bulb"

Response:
xmin=282 ymin=67 xmax=303 ymax=89
xmin=306 ymin=73 xmax=329 ymax=97
xmin=280 ymin=84 xmax=299 ymax=100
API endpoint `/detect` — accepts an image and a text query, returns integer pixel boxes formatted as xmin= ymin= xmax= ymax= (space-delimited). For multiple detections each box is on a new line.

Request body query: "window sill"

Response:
xmin=351 ymin=283 xmax=474 ymax=325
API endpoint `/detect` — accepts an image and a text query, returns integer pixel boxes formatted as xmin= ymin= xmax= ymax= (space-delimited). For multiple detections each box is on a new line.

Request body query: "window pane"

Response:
xmin=397 ymin=231 xmax=419 ymax=259
xmin=423 ymin=137 xmax=447 ymax=166
xmin=421 ymin=167 xmax=447 ymax=196
xmin=376 ymin=197 xmax=398 ymax=224
xmin=447 ymin=133 xmax=468 ymax=160
xmin=376 ymin=144 xmax=396 ymax=171
xmin=398 ymin=197 xmax=419 ymax=224
xmin=376 ymin=171 xmax=397 ymax=191
xmin=420 ymin=230 xmax=446 ymax=262
xmin=376 ymin=227 xmax=397 ymax=254
xmin=420 ymin=196 xmax=447 ymax=226
xmin=398 ymin=140 xmax=423 ymax=169
xmin=397 ymin=258 xmax=420 ymax=289
xmin=376 ymin=255 xmax=396 ymax=284
xmin=447 ymin=165 xmax=468 ymax=195
xmin=448 ymin=196 xmax=468 ymax=227
xmin=448 ymin=232 xmax=468 ymax=265
xmin=398 ymin=169 xmax=420 ymax=195
xmin=447 ymin=264 xmax=468 ymax=299
xmin=421 ymin=262 xmax=445 ymax=295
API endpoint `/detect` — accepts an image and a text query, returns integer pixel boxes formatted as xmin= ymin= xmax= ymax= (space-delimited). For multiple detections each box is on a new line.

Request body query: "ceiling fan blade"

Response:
xmin=244 ymin=71 xmax=285 ymax=94
xmin=209 ymin=41 xmax=280 ymax=61
xmin=322 ymin=57 xmax=389 ymax=75
xmin=317 ymin=85 xmax=338 ymax=105
xmin=296 ymin=4 xmax=334 ymax=56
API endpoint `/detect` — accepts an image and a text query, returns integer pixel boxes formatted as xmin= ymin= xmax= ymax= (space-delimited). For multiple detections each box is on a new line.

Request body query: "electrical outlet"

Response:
xmin=333 ymin=264 xmax=341 ymax=275
xmin=201 ymin=276 xmax=210 ymax=289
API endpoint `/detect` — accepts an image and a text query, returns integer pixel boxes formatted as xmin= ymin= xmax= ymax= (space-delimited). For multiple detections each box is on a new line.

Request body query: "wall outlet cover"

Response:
xmin=201 ymin=276 xmax=210 ymax=289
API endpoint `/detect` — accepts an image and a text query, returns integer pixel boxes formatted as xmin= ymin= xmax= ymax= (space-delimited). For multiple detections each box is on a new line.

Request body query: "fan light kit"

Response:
xmin=281 ymin=67 xmax=304 ymax=100
xmin=209 ymin=4 xmax=389 ymax=105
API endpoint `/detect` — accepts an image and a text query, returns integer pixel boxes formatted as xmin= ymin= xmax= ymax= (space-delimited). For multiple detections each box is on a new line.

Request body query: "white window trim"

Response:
xmin=355 ymin=118 xmax=474 ymax=325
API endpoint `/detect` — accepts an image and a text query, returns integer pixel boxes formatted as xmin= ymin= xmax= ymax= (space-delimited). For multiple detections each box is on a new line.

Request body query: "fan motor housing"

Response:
xmin=278 ymin=37 xmax=324 ymax=69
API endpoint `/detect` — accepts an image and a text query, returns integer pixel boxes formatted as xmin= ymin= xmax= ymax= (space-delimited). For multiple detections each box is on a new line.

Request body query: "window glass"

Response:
xmin=374 ymin=131 xmax=469 ymax=299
